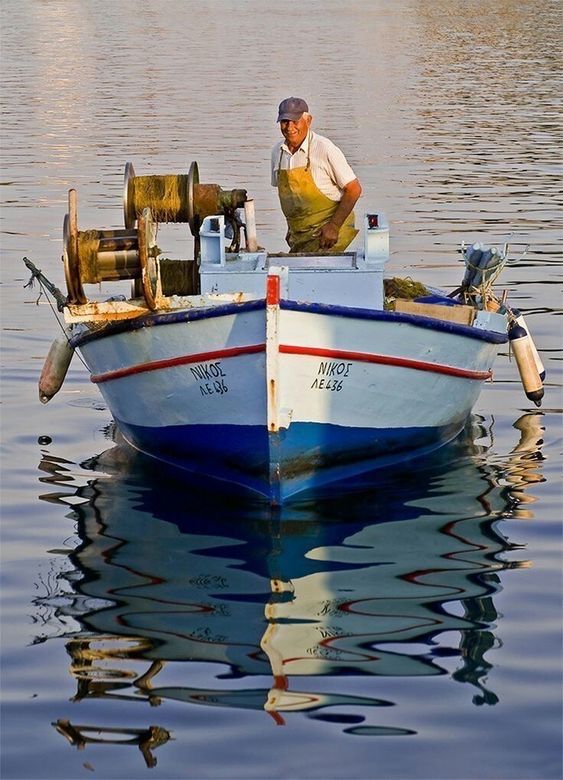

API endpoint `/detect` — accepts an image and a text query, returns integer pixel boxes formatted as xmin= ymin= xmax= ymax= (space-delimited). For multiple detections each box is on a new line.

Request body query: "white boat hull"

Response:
xmin=73 ymin=290 xmax=507 ymax=502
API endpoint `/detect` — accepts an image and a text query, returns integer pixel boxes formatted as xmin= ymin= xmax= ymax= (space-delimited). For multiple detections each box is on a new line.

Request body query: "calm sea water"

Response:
xmin=1 ymin=2 xmax=561 ymax=779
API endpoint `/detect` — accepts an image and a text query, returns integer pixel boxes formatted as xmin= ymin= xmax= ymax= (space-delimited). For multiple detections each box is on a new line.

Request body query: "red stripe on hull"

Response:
xmin=279 ymin=344 xmax=491 ymax=380
xmin=91 ymin=344 xmax=266 ymax=384
xmin=90 ymin=341 xmax=490 ymax=385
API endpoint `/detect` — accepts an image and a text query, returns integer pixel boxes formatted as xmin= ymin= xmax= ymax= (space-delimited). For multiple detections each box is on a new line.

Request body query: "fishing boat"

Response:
xmin=27 ymin=161 xmax=545 ymax=502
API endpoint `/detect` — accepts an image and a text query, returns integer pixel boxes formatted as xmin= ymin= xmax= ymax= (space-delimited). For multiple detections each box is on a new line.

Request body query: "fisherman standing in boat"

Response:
xmin=272 ymin=97 xmax=362 ymax=253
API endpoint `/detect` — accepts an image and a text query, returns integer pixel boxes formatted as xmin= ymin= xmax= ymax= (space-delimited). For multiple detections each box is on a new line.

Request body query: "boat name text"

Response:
xmin=311 ymin=361 xmax=352 ymax=392
xmin=190 ymin=361 xmax=228 ymax=396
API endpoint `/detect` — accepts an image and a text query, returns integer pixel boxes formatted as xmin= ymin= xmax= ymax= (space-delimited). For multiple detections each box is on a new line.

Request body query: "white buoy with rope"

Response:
xmin=508 ymin=319 xmax=544 ymax=407
xmin=511 ymin=310 xmax=546 ymax=381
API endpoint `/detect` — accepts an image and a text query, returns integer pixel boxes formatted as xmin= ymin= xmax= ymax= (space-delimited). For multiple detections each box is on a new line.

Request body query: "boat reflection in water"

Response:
xmin=35 ymin=413 xmax=545 ymax=766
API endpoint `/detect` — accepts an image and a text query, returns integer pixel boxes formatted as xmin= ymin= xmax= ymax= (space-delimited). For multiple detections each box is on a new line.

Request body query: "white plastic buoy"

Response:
xmin=509 ymin=322 xmax=544 ymax=407
xmin=39 ymin=333 xmax=74 ymax=403
xmin=513 ymin=312 xmax=546 ymax=381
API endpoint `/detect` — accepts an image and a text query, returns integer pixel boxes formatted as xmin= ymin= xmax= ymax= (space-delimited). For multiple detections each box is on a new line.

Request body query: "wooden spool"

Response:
xmin=63 ymin=189 xmax=159 ymax=310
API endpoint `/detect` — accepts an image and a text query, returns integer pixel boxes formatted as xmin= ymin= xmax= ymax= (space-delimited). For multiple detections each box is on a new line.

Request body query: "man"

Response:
xmin=271 ymin=97 xmax=362 ymax=253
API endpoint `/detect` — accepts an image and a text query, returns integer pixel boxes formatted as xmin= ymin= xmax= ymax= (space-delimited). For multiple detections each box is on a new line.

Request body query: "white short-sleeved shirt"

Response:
xmin=271 ymin=132 xmax=357 ymax=202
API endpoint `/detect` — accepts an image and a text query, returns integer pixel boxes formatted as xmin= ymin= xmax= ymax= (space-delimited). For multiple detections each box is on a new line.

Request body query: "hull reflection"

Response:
xmin=35 ymin=413 xmax=544 ymax=759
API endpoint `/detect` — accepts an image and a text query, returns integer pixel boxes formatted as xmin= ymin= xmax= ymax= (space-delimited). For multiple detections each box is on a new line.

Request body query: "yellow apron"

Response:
xmin=276 ymin=139 xmax=358 ymax=253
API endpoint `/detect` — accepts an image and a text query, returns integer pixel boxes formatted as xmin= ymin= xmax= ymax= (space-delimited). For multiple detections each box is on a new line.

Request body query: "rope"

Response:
xmin=130 ymin=174 xmax=190 ymax=223
xmin=455 ymin=244 xmax=509 ymax=308
xmin=159 ymin=258 xmax=197 ymax=296
xmin=76 ymin=230 xmax=101 ymax=283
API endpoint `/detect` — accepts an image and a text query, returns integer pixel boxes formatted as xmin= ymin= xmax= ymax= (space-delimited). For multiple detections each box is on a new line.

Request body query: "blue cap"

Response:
xmin=277 ymin=97 xmax=309 ymax=122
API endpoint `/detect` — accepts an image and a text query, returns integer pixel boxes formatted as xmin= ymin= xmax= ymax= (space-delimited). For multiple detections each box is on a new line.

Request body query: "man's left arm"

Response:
xmin=319 ymin=178 xmax=362 ymax=249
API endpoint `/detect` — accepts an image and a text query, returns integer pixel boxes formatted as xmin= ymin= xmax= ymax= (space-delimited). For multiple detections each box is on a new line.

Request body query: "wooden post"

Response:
xmin=244 ymin=199 xmax=258 ymax=252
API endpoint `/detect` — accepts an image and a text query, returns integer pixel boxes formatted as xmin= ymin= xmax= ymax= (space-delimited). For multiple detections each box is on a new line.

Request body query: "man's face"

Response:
xmin=280 ymin=114 xmax=311 ymax=150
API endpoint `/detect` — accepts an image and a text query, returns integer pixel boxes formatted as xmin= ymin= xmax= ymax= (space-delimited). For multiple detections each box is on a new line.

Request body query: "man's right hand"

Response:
xmin=319 ymin=222 xmax=340 ymax=249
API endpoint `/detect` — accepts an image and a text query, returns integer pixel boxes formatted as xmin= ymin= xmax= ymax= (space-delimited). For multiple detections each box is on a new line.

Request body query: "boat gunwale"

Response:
xmin=69 ymin=296 xmax=508 ymax=349
xmin=69 ymin=298 xmax=267 ymax=347
xmin=280 ymin=300 xmax=508 ymax=344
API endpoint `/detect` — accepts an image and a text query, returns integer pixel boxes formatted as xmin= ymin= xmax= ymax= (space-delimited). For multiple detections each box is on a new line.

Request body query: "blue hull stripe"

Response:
xmin=116 ymin=419 xmax=464 ymax=500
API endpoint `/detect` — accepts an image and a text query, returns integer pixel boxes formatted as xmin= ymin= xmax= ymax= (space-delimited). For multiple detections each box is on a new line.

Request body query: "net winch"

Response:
xmin=122 ymin=160 xmax=247 ymax=246
xmin=63 ymin=163 xmax=252 ymax=308
xmin=63 ymin=188 xmax=160 ymax=309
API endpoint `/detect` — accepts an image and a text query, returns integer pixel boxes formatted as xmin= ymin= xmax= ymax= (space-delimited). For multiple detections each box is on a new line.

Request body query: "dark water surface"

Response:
xmin=1 ymin=2 xmax=561 ymax=778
